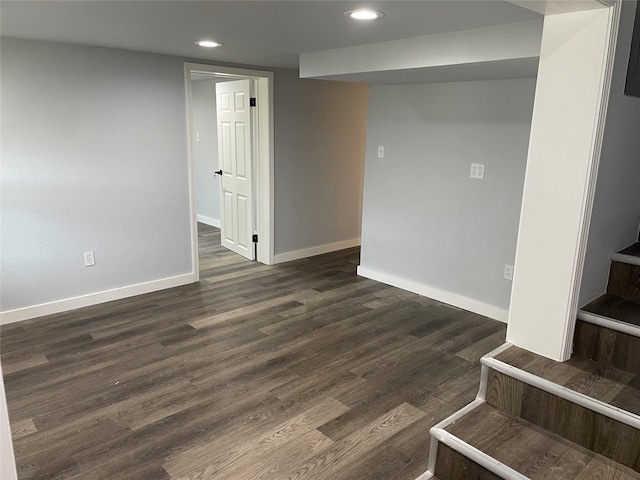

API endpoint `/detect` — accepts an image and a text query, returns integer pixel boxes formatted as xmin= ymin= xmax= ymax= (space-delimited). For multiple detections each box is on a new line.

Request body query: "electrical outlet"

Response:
xmin=470 ymin=163 xmax=485 ymax=179
xmin=377 ymin=146 xmax=385 ymax=159
xmin=84 ymin=251 xmax=96 ymax=267
xmin=504 ymin=264 xmax=514 ymax=281
xmin=196 ymin=132 xmax=200 ymax=142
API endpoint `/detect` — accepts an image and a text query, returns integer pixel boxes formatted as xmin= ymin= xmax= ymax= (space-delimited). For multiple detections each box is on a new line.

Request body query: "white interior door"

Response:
xmin=216 ymin=79 xmax=255 ymax=260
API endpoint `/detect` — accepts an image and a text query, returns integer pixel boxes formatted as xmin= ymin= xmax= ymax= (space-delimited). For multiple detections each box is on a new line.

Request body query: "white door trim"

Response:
xmin=184 ymin=62 xmax=275 ymax=280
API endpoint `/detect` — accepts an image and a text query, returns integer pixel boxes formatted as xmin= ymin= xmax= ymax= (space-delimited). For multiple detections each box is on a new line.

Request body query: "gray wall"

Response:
xmin=580 ymin=0 xmax=640 ymax=306
xmin=1 ymin=38 xmax=193 ymax=311
xmin=273 ymin=69 xmax=368 ymax=254
xmin=1 ymin=38 xmax=368 ymax=312
xmin=191 ymin=79 xmax=221 ymax=224
xmin=360 ymin=78 xmax=536 ymax=312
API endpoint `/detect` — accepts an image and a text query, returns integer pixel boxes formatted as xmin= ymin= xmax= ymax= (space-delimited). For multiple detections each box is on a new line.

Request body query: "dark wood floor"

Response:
xmin=1 ymin=223 xmax=506 ymax=480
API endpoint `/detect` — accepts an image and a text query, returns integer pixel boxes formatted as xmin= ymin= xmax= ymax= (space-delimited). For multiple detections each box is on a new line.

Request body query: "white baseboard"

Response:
xmin=357 ymin=266 xmax=508 ymax=323
xmin=0 ymin=273 xmax=196 ymax=325
xmin=197 ymin=215 xmax=221 ymax=228
xmin=414 ymin=472 xmax=435 ymax=480
xmin=273 ymin=238 xmax=361 ymax=264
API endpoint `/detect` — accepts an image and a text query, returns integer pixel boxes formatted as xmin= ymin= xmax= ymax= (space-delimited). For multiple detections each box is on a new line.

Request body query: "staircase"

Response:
xmin=418 ymin=241 xmax=640 ymax=480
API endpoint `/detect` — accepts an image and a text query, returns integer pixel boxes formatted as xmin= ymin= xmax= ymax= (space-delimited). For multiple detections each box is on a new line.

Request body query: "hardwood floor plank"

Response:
xmin=189 ymin=291 xmax=317 ymax=329
xmin=167 ymin=397 xmax=348 ymax=479
xmin=15 ymin=418 xmax=132 ymax=480
xmin=455 ymin=329 xmax=507 ymax=362
xmin=330 ymin=444 xmax=411 ymax=480
xmin=68 ymin=394 xmax=294 ymax=480
xmin=220 ymin=429 xmax=334 ymax=480
xmin=10 ymin=418 xmax=37 ymax=440
xmin=270 ymin=403 xmax=426 ymax=480
xmin=276 ymin=281 xmax=387 ymax=319
xmin=1 ymin=355 xmax=49 ymax=375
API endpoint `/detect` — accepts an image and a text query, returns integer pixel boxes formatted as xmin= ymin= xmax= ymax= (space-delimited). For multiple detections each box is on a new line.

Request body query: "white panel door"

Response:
xmin=216 ymin=79 xmax=254 ymax=260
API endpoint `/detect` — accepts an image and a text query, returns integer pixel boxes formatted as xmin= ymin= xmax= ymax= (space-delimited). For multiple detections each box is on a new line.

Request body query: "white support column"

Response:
xmin=507 ymin=5 xmax=620 ymax=361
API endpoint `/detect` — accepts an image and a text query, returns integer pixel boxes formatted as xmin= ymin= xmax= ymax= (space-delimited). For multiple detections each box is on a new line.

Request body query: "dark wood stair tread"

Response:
xmin=445 ymin=403 xmax=640 ymax=479
xmin=495 ymin=346 xmax=640 ymax=418
xmin=582 ymin=293 xmax=640 ymax=327
xmin=619 ymin=242 xmax=640 ymax=257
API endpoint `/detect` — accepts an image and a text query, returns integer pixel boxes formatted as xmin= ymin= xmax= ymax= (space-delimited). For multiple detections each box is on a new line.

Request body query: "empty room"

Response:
xmin=2 ymin=1 xmax=640 ymax=479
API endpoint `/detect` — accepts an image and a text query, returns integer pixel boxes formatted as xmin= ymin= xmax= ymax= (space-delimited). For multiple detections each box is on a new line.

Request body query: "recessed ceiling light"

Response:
xmin=195 ymin=40 xmax=222 ymax=48
xmin=345 ymin=9 xmax=384 ymax=20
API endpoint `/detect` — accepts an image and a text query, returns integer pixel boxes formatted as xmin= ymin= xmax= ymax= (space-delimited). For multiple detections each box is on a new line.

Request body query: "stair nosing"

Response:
xmin=611 ymin=252 xmax=640 ymax=267
xmin=481 ymin=351 xmax=640 ymax=429
xmin=438 ymin=402 xmax=640 ymax=480
xmin=430 ymin=398 xmax=530 ymax=480
xmin=427 ymin=344 xmax=640 ymax=479
xmin=577 ymin=309 xmax=640 ymax=338
xmin=431 ymin=418 xmax=530 ymax=480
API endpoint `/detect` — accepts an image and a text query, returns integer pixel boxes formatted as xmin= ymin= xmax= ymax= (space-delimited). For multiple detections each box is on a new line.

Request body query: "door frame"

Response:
xmin=184 ymin=62 xmax=275 ymax=280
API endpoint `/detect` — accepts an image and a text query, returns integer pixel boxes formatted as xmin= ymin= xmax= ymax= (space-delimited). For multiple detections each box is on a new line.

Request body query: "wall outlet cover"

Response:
xmin=84 ymin=251 xmax=96 ymax=267
xmin=504 ymin=264 xmax=514 ymax=281
xmin=470 ymin=163 xmax=485 ymax=179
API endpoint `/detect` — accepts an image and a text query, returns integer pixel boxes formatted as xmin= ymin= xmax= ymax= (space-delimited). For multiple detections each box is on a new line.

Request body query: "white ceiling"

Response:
xmin=0 ymin=1 xmax=542 ymax=70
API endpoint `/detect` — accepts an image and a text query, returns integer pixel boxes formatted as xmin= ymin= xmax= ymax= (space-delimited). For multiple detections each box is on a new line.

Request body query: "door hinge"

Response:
xmin=250 ymin=97 xmax=257 ymax=107
xmin=252 ymin=234 xmax=258 ymax=243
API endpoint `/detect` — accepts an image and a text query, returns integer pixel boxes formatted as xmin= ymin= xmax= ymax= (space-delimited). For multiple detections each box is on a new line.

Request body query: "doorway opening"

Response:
xmin=184 ymin=63 xmax=274 ymax=281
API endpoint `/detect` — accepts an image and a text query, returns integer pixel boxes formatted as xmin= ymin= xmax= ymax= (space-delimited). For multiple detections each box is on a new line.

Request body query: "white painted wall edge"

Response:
xmin=0 ymin=365 xmax=18 ymax=480
xmin=273 ymin=238 xmax=361 ymax=264
xmin=357 ymin=266 xmax=509 ymax=323
xmin=184 ymin=65 xmax=200 ymax=282
xmin=196 ymin=215 xmax=221 ymax=229
xmin=507 ymin=0 xmax=610 ymax=16
xmin=300 ymin=20 xmax=542 ymax=79
xmin=0 ymin=273 xmax=196 ymax=325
